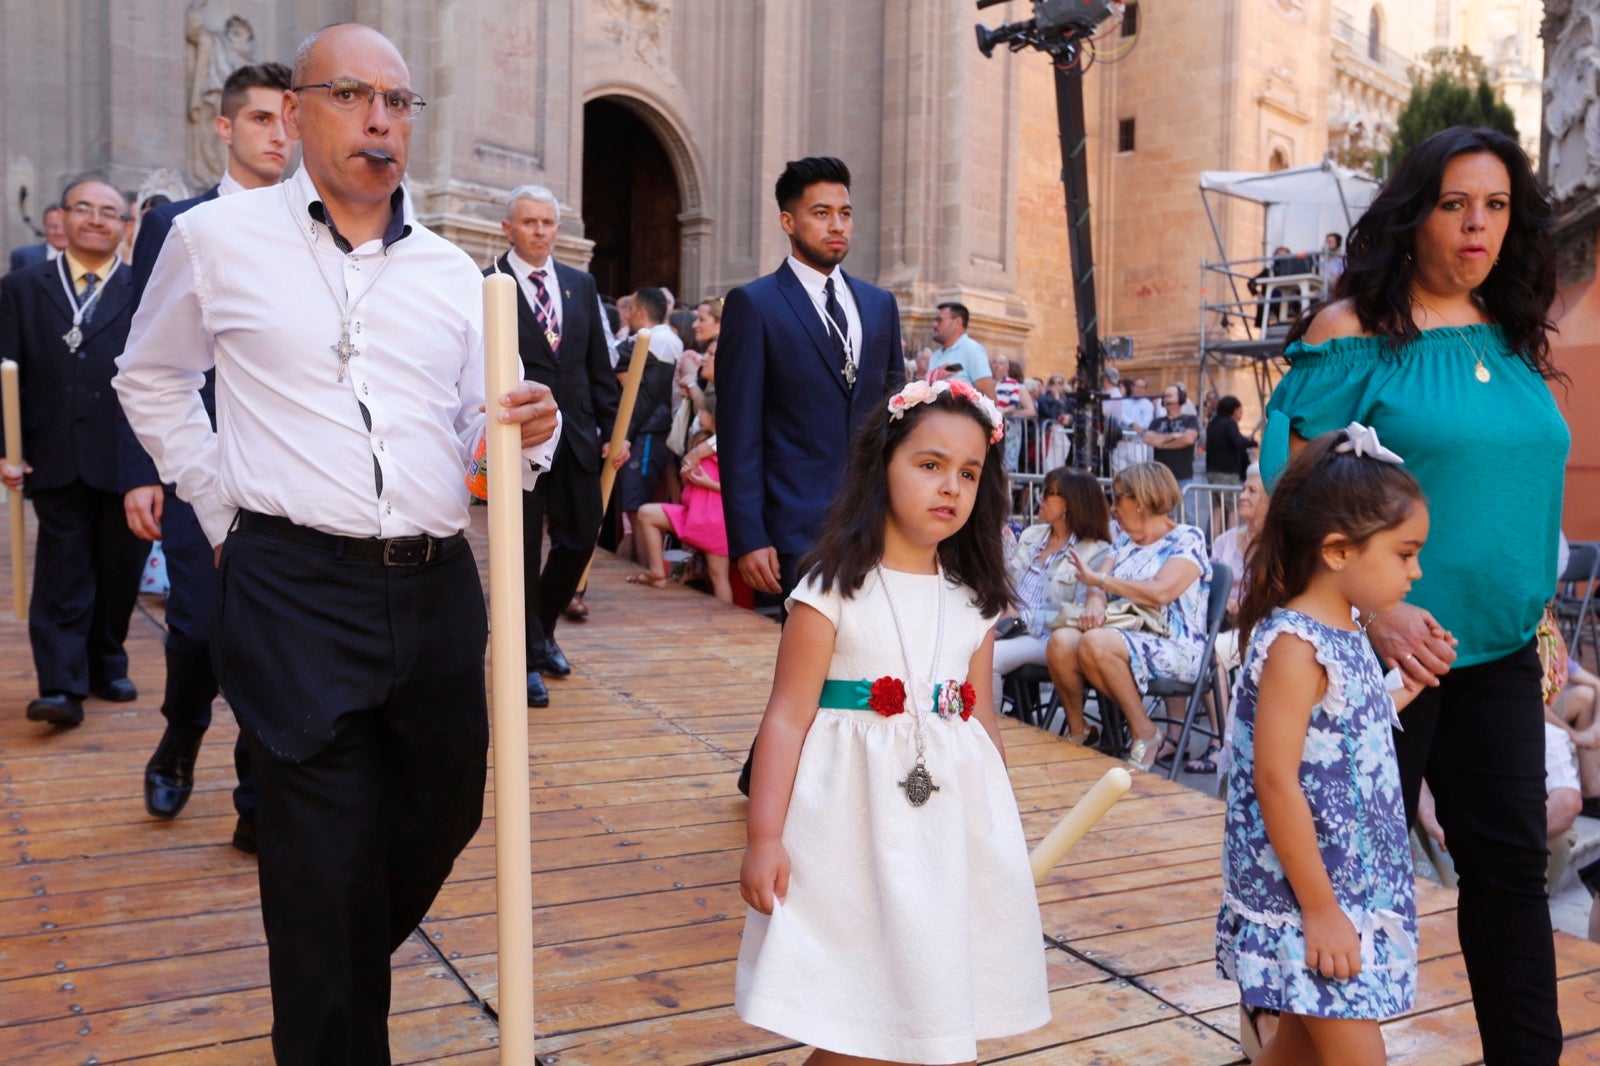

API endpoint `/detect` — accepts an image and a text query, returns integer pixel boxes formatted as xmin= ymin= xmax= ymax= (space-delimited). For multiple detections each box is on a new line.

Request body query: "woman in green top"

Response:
xmin=1261 ymin=127 xmax=1568 ymax=1065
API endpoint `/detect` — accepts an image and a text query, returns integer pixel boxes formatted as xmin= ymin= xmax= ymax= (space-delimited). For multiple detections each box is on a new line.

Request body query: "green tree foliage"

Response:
xmin=1388 ymin=48 xmax=1517 ymax=170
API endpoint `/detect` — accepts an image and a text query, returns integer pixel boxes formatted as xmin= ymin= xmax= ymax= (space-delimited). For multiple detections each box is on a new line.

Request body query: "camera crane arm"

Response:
xmin=976 ymin=0 xmax=1124 ymax=472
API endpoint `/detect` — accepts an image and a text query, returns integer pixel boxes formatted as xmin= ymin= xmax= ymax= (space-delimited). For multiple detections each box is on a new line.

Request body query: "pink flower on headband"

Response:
xmin=886 ymin=378 xmax=1005 ymax=444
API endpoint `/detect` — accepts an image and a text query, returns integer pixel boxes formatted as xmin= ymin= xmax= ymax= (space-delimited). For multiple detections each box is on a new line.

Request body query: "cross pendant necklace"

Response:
xmin=332 ymin=328 xmax=360 ymax=383
xmin=284 ymin=184 xmax=397 ymax=383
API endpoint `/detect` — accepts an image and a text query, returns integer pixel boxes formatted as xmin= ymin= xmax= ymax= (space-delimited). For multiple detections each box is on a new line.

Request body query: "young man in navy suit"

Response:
xmin=118 ymin=61 xmax=292 ymax=846
xmin=0 ymin=180 xmax=147 ymax=727
xmin=718 ymin=156 xmax=904 ymax=603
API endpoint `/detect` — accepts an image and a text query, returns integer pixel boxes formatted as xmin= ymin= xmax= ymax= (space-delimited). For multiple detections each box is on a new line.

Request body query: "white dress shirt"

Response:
xmin=504 ymin=248 xmax=563 ymax=333
xmin=785 ymin=254 xmax=862 ymax=370
xmin=115 ymin=164 xmax=558 ymax=546
xmin=216 ymin=169 xmax=247 ymax=198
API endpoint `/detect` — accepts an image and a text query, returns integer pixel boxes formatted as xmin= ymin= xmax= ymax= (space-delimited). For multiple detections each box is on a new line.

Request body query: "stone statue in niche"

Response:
xmin=186 ymin=0 xmax=257 ymax=185
xmin=1545 ymin=1 xmax=1600 ymax=205
xmin=599 ymin=0 xmax=674 ymax=80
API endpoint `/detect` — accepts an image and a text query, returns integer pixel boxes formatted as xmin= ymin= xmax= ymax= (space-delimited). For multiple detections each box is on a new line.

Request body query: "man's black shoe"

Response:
xmin=527 ymin=671 xmax=550 ymax=708
xmin=231 ymin=816 xmax=258 ymax=855
xmin=536 ymin=638 xmax=572 ymax=678
xmin=144 ymin=726 xmax=205 ymax=819
xmin=25 ymin=694 xmax=84 ymax=727
xmin=92 ymin=678 xmax=138 ymax=702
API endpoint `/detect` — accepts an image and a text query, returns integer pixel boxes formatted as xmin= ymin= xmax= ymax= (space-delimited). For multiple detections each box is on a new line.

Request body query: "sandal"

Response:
xmin=1184 ymin=742 xmax=1223 ymax=775
xmin=625 ymin=572 xmax=670 ymax=588
xmin=1064 ymin=725 xmax=1101 ymax=749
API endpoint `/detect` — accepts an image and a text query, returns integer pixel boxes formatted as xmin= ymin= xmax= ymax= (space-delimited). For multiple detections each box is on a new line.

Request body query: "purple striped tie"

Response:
xmin=530 ymin=269 xmax=560 ymax=351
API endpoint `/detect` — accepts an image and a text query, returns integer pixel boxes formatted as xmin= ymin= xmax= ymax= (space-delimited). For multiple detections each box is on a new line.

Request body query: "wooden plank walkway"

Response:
xmin=0 ymin=502 xmax=1597 ymax=1064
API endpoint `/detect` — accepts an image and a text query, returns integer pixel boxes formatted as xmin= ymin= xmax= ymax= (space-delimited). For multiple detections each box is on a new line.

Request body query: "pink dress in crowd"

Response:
xmin=660 ymin=453 xmax=728 ymax=557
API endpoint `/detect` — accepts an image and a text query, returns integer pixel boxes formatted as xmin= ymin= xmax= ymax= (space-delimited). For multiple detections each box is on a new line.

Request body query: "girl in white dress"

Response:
xmin=736 ymin=379 xmax=1052 ymax=1065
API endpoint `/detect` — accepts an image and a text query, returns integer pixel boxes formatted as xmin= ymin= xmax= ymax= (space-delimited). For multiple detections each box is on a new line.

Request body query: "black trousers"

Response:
xmin=1395 ymin=641 xmax=1562 ymax=1064
xmin=213 ymin=528 xmax=488 ymax=1065
xmin=158 ymin=486 xmax=253 ymax=818
xmin=28 ymin=479 xmax=147 ymax=697
xmin=521 ymin=450 xmax=603 ymax=656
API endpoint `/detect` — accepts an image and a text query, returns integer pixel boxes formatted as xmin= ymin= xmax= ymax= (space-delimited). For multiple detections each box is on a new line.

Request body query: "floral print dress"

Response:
xmin=1216 ymin=609 xmax=1417 ymax=1019
xmin=1111 ymin=524 xmax=1211 ymax=688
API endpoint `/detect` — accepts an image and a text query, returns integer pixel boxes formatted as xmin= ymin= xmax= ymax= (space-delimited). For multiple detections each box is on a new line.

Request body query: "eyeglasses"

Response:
xmin=1112 ymin=490 xmax=1136 ymax=502
xmin=293 ymin=79 xmax=426 ymax=118
xmin=66 ymin=202 xmax=123 ymax=222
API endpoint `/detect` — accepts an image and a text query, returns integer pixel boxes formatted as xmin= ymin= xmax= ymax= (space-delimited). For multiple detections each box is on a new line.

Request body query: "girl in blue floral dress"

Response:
xmin=1217 ymin=424 xmax=1431 ymax=1065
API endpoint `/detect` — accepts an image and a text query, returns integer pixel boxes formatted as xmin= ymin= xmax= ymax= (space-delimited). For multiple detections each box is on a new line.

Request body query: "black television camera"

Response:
xmin=975 ymin=0 xmax=1122 ymax=60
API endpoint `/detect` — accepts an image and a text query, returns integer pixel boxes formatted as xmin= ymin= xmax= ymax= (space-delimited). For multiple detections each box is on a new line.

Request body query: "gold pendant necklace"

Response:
xmin=1455 ymin=326 xmax=1491 ymax=383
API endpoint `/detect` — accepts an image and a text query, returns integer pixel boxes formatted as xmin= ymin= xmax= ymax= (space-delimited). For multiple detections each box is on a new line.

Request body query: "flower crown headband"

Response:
xmin=886 ymin=378 xmax=1005 ymax=444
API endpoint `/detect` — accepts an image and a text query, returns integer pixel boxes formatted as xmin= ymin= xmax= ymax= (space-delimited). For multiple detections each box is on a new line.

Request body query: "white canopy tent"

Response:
xmin=1199 ymin=160 xmax=1381 ymax=260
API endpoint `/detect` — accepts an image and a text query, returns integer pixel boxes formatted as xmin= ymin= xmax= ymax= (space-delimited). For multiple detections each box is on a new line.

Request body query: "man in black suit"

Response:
xmin=6 ymin=205 xmax=67 ymax=273
xmin=0 ymin=180 xmax=147 ymax=727
xmin=488 ymin=186 xmax=621 ymax=707
xmin=120 ymin=61 xmax=291 ymax=843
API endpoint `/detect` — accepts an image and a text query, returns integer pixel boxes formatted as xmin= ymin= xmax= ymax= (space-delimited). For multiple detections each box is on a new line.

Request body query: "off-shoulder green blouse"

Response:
xmin=1261 ymin=324 xmax=1569 ymax=667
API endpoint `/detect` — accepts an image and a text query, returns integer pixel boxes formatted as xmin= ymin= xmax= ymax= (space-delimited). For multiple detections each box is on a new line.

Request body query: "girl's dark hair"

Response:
xmin=800 ymin=391 xmax=1013 ymax=617
xmin=1287 ymin=126 xmax=1560 ymax=378
xmin=1237 ymin=429 xmax=1426 ymax=643
xmin=1044 ymin=466 xmax=1111 ymax=544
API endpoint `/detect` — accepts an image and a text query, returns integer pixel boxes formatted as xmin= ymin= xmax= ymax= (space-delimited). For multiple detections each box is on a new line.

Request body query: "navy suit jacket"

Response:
xmin=0 ymin=255 xmax=135 ymax=493
xmin=485 ymin=254 xmax=619 ymax=476
xmin=8 ymin=243 xmax=49 ymax=273
xmin=717 ymin=260 xmax=904 ymax=559
xmin=115 ymin=186 xmax=220 ymax=492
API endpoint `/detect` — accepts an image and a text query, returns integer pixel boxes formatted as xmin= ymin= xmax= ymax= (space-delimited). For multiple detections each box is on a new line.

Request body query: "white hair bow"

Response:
xmin=1334 ymin=422 xmax=1405 ymax=464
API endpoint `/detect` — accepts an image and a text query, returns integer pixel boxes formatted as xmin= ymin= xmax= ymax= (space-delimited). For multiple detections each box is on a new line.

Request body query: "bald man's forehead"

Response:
xmin=302 ymin=25 xmax=410 ymax=85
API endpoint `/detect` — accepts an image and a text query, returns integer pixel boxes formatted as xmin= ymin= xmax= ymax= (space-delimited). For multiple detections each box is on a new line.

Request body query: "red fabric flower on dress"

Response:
xmin=868 ymin=676 xmax=907 ymax=717
xmin=959 ymin=682 xmax=977 ymax=721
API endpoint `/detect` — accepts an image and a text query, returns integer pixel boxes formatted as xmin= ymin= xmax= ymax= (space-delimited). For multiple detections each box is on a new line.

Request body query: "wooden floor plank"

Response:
xmin=1 ymin=507 xmax=1594 ymax=1063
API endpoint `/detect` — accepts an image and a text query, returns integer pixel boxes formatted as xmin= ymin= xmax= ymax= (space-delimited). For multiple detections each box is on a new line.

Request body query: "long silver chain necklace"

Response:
xmin=54 ymin=254 xmax=120 ymax=353
xmin=876 ymin=564 xmax=945 ymax=807
xmin=283 ymin=183 xmax=397 ymax=382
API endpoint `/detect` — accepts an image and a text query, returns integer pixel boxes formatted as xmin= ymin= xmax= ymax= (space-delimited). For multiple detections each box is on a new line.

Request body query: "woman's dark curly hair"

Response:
xmin=1286 ymin=126 xmax=1561 ymax=379
xmin=799 ymin=390 xmax=1014 ymax=618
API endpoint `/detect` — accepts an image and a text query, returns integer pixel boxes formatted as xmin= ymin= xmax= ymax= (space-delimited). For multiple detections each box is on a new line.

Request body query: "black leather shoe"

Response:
xmin=25 ymin=694 xmax=84 ymax=727
xmin=527 ymin=671 xmax=549 ymax=708
xmin=231 ymin=816 xmax=258 ymax=855
xmin=92 ymin=678 xmax=138 ymax=702
xmin=144 ymin=726 xmax=205 ymax=819
xmin=536 ymin=638 xmax=572 ymax=678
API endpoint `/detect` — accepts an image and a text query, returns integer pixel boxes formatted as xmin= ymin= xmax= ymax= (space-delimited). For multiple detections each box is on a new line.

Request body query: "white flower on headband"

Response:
xmin=1334 ymin=422 xmax=1405 ymax=464
xmin=886 ymin=378 xmax=1005 ymax=444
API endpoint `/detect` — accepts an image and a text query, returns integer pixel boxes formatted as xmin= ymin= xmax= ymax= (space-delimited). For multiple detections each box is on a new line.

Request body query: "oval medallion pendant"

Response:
xmin=898 ymin=763 xmax=940 ymax=807
xmin=1475 ymin=363 xmax=1491 ymax=383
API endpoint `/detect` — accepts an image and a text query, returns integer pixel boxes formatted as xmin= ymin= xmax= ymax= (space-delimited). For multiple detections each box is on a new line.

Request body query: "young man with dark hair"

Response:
xmin=613 ymin=285 xmax=681 ymax=537
xmin=117 ymin=58 xmax=293 ymax=846
xmin=718 ymin=155 xmax=905 ymax=603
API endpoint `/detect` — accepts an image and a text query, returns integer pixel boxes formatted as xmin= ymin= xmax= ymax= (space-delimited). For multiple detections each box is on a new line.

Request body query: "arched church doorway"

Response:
xmin=581 ymin=97 xmax=682 ymax=302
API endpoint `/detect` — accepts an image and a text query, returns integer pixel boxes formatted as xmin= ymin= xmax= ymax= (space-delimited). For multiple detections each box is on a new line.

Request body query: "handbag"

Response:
xmin=1050 ymin=599 xmax=1169 ymax=637
xmin=665 ymin=396 xmax=697 ymax=456
xmin=1537 ymin=602 xmax=1569 ymax=706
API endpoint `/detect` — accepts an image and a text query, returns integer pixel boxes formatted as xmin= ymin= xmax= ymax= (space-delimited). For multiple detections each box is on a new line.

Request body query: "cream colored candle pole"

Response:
xmin=578 ymin=330 xmax=652 ymax=589
xmin=1029 ymin=767 xmax=1133 ymax=884
xmin=2 ymin=360 xmax=26 ymax=621
xmin=481 ymin=274 xmax=535 ymax=1063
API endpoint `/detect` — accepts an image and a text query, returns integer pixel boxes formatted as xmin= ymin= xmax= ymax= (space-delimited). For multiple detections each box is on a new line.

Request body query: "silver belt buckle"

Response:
xmin=382 ymin=536 xmax=435 ymax=566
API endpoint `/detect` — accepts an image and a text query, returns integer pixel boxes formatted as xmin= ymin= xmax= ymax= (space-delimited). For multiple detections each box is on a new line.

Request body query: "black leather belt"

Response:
xmin=234 ymin=511 xmax=463 ymax=566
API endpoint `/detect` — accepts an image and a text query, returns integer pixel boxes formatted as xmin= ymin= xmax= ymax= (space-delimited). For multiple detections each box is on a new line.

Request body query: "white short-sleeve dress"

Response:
xmin=734 ymin=568 xmax=1051 ymax=1064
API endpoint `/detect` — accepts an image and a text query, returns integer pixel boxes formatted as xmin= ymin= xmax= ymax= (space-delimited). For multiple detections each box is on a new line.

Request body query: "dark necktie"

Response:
xmin=823 ymin=276 xmax=850 ymax=377
xmin=530 ymin=269 xmax=560 ymax=350
xmin=79 ymin=272 xmax=100 ymax=323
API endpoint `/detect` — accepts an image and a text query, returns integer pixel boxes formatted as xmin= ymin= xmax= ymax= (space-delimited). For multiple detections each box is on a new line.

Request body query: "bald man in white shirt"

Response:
xmin=115 ymin=24 xmax=558 ymax=1063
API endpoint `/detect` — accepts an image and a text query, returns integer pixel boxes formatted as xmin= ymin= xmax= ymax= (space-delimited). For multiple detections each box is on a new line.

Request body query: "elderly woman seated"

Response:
xmin=1046 ymin=461 xmax=1212 ymax=771
xmin=993 ymin=468 xmax=1113 ymax=727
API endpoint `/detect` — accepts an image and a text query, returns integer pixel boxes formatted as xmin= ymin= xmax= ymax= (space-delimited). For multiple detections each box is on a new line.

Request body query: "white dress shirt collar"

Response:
xmin=503 ymin=248 xmax=563 ymax=329
xmin=785 ymin=254 xmax=862 ymax=371
xmin=217 ymin=169 xmax=247 ymax=198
